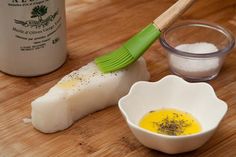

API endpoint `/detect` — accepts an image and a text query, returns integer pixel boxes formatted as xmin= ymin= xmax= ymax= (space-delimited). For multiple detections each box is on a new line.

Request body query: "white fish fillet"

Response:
xmin=31 ymin=58 xmax=150 ymax=133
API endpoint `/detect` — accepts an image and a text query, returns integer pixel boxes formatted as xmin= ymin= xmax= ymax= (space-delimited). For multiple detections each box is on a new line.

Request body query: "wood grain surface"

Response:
xmin=0 ymin=0 xmax=236 ymax=156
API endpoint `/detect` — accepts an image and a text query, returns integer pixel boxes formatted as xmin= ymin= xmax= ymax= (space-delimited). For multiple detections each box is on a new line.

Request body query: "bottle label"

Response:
xmin=7 ymin=0 xmax=64 ymax=52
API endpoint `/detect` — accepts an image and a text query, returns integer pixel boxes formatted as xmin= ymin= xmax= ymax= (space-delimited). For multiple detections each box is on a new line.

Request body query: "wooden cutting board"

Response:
xmin=0 ymin=0 xmax=236 ymax=156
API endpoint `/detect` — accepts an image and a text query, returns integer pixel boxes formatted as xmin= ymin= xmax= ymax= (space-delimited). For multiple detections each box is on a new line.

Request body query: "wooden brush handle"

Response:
xmin=153 ymin=0 xmax=195 ymax=31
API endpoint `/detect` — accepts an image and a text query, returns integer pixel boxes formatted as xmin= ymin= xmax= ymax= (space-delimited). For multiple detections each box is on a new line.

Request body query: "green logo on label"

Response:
xmin=31 ymin=5 xmax=48 ymax=21
xmin=15 ymin=5 xmax=58 ymax=29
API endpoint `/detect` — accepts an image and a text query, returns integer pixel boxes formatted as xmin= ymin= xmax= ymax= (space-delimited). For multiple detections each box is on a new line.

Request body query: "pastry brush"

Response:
xmin=95 ymin=0 xmax=195 ymax=73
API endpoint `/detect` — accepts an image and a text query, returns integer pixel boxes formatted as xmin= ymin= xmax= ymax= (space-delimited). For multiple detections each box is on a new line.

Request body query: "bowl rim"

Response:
xmin=118 ymin=75 xmax=228 ymax=139
xmin=159 ymin=20 xmax=235 ymax=58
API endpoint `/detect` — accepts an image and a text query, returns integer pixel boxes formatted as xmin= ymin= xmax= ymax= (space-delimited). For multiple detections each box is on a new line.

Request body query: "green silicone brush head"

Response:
xmin=95 ymin=23 xmax=161 ymax=73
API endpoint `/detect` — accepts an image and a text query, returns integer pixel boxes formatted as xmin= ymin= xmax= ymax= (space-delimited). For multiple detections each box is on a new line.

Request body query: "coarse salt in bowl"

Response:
xmin=160 ymin=20 xmax=235 ymax=81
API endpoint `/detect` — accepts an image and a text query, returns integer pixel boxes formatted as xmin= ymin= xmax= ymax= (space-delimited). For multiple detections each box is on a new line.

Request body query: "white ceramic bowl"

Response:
xmin=118 ymin=75 xmax=227 ymax=154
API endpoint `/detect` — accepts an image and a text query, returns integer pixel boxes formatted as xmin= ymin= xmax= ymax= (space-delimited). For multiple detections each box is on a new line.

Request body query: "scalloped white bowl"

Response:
xmin=118 ymin=75 xmax=227 ymax=154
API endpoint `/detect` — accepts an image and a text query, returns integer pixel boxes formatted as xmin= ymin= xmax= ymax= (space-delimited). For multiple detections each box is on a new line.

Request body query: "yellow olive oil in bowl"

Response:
xmin=119 ymin=75 xmax=228 ymax=154
xmin=139 ymin=108 xmax=201 ymax=136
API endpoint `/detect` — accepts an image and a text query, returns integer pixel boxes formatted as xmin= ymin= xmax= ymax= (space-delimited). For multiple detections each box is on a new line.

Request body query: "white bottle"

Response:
xmin=0 ymin=0 xmax=67 ymax=76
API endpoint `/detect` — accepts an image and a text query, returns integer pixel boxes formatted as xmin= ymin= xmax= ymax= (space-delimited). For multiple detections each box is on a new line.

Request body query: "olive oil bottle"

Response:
xmin=0 ymin=0 xmax=67 ymax=76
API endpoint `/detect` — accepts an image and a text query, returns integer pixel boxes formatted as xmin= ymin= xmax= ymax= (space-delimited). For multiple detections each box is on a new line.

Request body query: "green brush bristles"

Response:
xmin=95 ymin=47 xmax=134 ymax=73
xmin=95 ymin=23 xmax=161 ymax=73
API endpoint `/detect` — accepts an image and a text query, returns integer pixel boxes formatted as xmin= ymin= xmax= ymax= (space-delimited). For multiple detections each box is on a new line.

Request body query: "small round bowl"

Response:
xmin=118 ymin=75 xmax=227 ymax=154
xmin=160 ymin=20 xmax=235 ymax=81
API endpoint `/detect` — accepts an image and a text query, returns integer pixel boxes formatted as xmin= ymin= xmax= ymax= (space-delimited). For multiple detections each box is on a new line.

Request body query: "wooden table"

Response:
xmin=1 ymin=0 xmax=236 ymax=156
